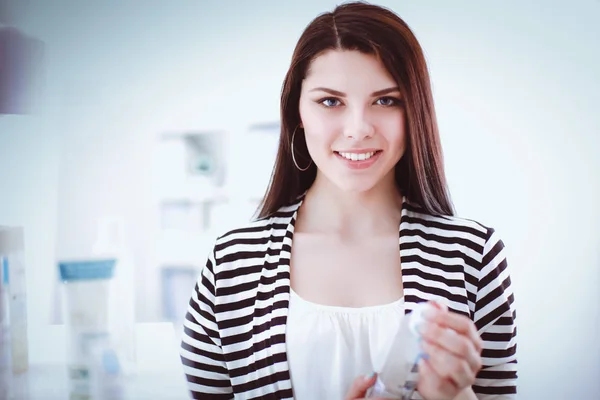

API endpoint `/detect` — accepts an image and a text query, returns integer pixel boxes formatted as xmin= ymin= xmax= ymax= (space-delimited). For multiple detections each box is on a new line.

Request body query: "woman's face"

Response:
xmin=298 ymin=49 xmax=407 ymax=194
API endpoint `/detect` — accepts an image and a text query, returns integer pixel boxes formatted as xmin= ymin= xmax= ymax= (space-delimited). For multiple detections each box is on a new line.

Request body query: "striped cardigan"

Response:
xmin=180 ymin=195 xmax=518 ymax=399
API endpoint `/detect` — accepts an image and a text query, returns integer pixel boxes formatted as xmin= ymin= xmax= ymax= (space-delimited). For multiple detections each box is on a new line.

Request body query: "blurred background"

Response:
xmin=0 ymin=0 xmax=599 ymax=399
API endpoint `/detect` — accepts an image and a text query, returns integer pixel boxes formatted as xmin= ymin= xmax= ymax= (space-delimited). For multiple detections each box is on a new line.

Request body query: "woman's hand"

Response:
xmin=417 ymin=302 xmax=483 ymax=400
xmin=344 ymin=373 xmax=387 ymax=400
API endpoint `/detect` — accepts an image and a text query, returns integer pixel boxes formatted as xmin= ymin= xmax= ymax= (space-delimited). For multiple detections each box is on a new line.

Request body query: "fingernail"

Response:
xmin=365 ymin=372 xmax=376 ymax=380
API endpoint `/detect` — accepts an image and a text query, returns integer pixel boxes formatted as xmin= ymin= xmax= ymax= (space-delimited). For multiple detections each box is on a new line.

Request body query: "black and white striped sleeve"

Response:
xmin=472 ymin=228 xmax=518 ymax=399
xmin=180 ymin=246 xmax=234 ymax=399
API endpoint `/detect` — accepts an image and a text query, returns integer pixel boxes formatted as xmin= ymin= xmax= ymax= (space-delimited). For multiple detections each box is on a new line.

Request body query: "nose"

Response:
xmin=343 ymin=107 xmax=375 ymax=140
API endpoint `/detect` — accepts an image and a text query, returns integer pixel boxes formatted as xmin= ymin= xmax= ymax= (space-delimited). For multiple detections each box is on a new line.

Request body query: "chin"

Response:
xmin=313 ymin=159 xmax=397 ymax=195
xmin=330 ymin=177 xmax=382 ymax=194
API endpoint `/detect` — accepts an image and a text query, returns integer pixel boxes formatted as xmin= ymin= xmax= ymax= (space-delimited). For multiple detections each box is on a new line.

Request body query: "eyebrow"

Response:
xmin=308 ymin=86 xmax=400 ymax=97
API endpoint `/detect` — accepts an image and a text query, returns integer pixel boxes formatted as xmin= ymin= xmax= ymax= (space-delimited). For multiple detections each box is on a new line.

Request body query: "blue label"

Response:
xmin=58 ymin=259 xmax=117 ymax=282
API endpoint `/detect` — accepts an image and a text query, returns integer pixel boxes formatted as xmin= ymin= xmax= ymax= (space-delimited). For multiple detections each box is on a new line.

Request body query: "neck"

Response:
xmin=296 ymin=171 xmax=403 ymax=238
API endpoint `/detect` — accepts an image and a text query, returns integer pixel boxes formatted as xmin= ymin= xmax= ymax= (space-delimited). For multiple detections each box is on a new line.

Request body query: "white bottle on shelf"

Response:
xmin=0 ymin=227 xmax=28 ymax=375
xmin=91 ymin=217 xmax=136 ymax=376
xmin=0 ymin=226 xmax=30 ymax=400
xmin=59 ymin=258 xmax=122 ymax=400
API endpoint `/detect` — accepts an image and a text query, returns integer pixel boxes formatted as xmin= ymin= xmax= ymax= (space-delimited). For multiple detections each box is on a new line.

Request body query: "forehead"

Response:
xmin=303 ymin=49 xmax=396 ymax=91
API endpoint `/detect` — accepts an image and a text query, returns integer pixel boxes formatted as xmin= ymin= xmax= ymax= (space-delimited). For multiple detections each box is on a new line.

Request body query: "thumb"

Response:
xmin=345 ymin=372 xmax=377 ymax=400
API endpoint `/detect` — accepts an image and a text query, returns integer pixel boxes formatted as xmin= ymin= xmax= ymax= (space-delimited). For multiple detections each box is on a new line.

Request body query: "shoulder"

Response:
xmin=403 ymin=200 xmax=495 ymax=244
xmin=402 ymin=199 xmax=505 ymax=265
xmin=210 ymin=202 xmax=298 ymax=271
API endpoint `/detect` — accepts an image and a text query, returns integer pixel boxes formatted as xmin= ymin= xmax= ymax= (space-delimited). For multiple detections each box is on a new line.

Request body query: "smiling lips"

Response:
xmin=337 ymin=151 xmax=377 ymax=161
xmin=334 ymin=150 xmax=383 ymax=169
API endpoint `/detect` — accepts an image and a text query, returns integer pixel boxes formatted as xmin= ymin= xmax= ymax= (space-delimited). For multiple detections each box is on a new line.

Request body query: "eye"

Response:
xmin=375 ymin=97 xmax=401 ymax=107
xmin=318 ymin=97 xmax=342 ymax=108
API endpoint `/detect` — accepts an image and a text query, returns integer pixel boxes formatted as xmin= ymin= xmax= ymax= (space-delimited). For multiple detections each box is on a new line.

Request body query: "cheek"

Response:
xmin=304 ymin=127 xmax=335 ymax=159
xmin=392 ymin=130 xmax=407 ymax=153
xmin=381 ymin=117 xmax=407 ymax=155
xmin=301 ymin=117 xmax=338 ymax=156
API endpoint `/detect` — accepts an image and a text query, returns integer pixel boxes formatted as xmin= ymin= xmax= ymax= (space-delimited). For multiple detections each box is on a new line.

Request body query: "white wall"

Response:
xmin=1 ymin=1 xmax=598 ymax=398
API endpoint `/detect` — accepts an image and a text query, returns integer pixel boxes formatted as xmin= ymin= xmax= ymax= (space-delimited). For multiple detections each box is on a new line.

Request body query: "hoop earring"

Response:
xmin=291 ymin=126 xmax=312 ymax=172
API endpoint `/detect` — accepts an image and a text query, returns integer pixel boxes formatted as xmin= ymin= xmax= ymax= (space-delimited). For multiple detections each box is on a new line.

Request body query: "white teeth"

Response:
xmin=338 ymin=151 xmax=377 ymax=161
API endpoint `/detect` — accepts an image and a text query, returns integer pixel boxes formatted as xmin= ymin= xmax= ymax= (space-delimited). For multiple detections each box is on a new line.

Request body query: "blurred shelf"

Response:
xmin=248 ymin=121 xmax=280 ymax=133
xmin=4 ymin=323 xmax=189 ymax=399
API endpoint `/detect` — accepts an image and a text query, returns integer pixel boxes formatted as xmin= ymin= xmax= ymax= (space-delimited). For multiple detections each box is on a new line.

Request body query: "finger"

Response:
xmin=424 ymin=307 xmax=483 ymax=353
xmin=344 ymin=372 xmax=377 ymax=400
xmin=421 ymin=340 xmax=476 ymax=390
xmin=428 ymin=300 xmax=448 ymax=312
xmin=420 ymin=322 xmax=482 ymax=373
xmin=418 ymin=358 xmax=459 ymax=400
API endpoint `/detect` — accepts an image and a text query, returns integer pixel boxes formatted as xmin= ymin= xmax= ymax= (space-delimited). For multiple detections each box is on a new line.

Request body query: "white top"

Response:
xmin=285 ymin=288 xmax=405 ymax=400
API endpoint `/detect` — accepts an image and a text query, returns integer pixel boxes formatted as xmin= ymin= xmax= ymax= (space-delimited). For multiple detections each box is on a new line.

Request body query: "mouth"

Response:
xmin=334 ymin=150 xmax=383 ymax=161
xmin=333 ymin=150 xmax=383 ymax=170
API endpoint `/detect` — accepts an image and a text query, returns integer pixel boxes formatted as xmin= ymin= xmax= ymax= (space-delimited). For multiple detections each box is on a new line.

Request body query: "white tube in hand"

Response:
xmin=367 ymin=302 xmax=435 ymax=399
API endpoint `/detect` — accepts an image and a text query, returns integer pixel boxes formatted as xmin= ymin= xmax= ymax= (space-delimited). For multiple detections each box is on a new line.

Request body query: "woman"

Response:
xmin=180 ymin=2 xmax=517 ymax=399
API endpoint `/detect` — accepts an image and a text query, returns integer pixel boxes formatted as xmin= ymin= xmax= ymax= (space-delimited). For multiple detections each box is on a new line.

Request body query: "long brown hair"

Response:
xmin=257 ymin=1 xmax=454 ymax=219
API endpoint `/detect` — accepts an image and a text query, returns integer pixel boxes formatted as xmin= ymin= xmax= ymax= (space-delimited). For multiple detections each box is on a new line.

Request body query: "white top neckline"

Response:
xmin=289 ymin=287 xmax=405 ymax=314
